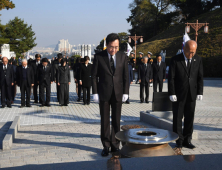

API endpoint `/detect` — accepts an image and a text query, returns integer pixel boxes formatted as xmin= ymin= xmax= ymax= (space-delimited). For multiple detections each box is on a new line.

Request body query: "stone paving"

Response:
xmin=0 ymin=71 xmax=222 ymax=168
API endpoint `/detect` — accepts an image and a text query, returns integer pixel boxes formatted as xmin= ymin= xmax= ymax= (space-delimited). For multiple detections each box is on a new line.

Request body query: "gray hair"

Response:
xmin=143 ymin=56 xmax=148 ymax=59
xmin=22 ymin=59 xmax=27 ymax=63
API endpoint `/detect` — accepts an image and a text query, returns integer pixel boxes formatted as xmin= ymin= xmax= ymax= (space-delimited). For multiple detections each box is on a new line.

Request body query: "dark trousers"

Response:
xmin=140 ymin=82 xmax=149 ymax=102
xmin=56 ymin=84 xmax=60 ymax=102
xmin=99 ymin=91 xmax=122 ymax=149
xmin=20 ymin=80 xmax=31 ymax=106
xmin=59 ymin=83 xmax=69 ymax=105
xmin=1 ymin=81 xmax=11 ymax=106
xmin=11 ymin=84 xmax=15 ymax=101
xmin=39 ymin=80 xmax=51 ymax=105
xmin=172 ymin=90 xmax=196 ymax=145
xmin=34 ymin=81 xmax=39 ymax=102
xmin=78 ymin=82 xmax=82 ymax=99
xmin=83 ymin=86 xmax=90 ymax=103
xmin=153 ymin=79 xmax=163 ymax=92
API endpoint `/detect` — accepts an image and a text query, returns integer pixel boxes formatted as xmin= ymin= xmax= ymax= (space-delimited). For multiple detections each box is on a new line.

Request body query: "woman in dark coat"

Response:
xmin=79 ymin=56 xmax=92 ymax=105
xmin=57 ymin=58 xmax=71 ymax=106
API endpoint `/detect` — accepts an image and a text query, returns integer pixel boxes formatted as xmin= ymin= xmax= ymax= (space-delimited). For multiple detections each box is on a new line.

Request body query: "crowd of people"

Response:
xmin=0 ymin=48 xmax=167 ymax=108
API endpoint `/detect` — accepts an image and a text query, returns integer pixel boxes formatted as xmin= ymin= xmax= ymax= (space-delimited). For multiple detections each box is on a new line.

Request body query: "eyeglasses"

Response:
xmin=109 ymin=46 xmax=119 ymax=50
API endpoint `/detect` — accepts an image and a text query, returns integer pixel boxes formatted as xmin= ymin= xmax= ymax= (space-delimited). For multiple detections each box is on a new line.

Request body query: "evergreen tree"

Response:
xmin=2 ymin=17 xmax=37 ymax=56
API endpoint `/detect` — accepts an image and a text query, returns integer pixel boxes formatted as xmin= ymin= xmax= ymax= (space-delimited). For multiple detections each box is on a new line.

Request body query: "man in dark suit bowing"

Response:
xmin=16 ymin=59 xmax=34 ymax=108
xmin=152 ymin=55 xmax=166 ymax=92
xmin=92 ymin=33 xmax=129 ymax=157
xmin=168 ymin=40 xmax=203 ymax=150
xmin=0 ymin=57 xmax=14 ymax=108
xmin=37 ymin=58 xmax=54 ymax=107
xmin=138 ymin=56 xmax=152 ymax=103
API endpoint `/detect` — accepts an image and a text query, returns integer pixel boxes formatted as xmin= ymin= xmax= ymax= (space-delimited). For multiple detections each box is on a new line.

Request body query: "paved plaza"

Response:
xmin=0 ymin=71 xmax=222 ymax=168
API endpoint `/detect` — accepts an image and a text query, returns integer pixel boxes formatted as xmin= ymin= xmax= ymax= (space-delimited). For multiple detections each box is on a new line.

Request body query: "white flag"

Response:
xmin=182 ymin=32 xmax=191 ymax=52
xmin=26 ymin=52 xmax=30 ymax=60
xmin=127 ymin=43 xmax=133 ymax=56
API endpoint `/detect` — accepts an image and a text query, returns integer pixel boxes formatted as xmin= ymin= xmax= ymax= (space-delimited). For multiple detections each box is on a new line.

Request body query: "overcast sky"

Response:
xmin=0 ymin=0 xmax=132 ymax=47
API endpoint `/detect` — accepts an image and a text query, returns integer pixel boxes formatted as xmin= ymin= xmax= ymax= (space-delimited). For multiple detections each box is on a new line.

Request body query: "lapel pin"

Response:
xmin=194 ymin=59 xmax=196 ymax=61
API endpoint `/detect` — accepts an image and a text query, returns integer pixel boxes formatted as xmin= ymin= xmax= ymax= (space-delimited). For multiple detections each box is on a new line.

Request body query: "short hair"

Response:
xmin=76 ymin=57 xmax=80 ymax=63
xmin=22 ymin=59 xmax=27 ymax=63
xmin=57 ymin=53 xmax=63 ymax=59
xmin=35 ymin=54 xmax=41 ymax=59
xmin=61 ymin=58 xmax=67 ymax=66
xmin=42 ymin=58 xmax=48 ymax=63
xmin=84 ymin=56 xmax=90 ymax=61
xmin=156 ymin=55 xmax=162 ymax=58
xmin=143 ymin=56 xmax=148 ymax=59
xmin=106 ymin=33 xmax=120 ymax=46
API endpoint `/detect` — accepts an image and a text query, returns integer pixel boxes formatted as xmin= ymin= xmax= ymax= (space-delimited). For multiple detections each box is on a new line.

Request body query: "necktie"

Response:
xmin=110 ymin=56 xmax=115 ymax=73
xmin=44 ymin=66 xmax=46 ymax=71
xmin=187 ymin=59 xmax=191 ymax=74
xmin=144 ymin=64 xmax=147 ymax=71
xmin=3 ymin=66 xmax=6 ymax=70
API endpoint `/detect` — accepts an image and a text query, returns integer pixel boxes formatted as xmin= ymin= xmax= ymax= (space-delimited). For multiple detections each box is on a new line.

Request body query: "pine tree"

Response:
xmin=2 ymin=17 xmax=37 ymax=56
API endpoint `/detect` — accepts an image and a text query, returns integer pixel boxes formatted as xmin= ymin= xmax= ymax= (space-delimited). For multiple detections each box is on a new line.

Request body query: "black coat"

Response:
xmin=80 ymin=63 xmax=92 ymax=87
xmin=0 ymin=64 xmax=14 ymax=86
xmin=37 ymin=64 xmax=54 ymax=85
xmin=16 ymin=65 xmax=34 ymax=87
xmin=168 ymin=53 xmax=203 ymax=102
xmin=152 ymin=62 xmax=166 ymax=82
xmin=31 ymin=60 xmax=41 ymax=82
xmin=138 ymin=63 xmax=152 ymax=84
xmin=128 ymin=64 xmax=133 ymax=85
xmin=57 ymin=66 xmax=70 ymax=84
xmin=91 ymin=50 xmax=129 ymax=102
xmin=73 ymin=63 xmax=81 ymax=80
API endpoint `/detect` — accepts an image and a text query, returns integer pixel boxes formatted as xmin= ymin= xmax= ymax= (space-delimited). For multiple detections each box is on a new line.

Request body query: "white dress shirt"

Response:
xmin=107 ymin=52 xmax=116 ymax=68
xmin=3 ymin=64 xmax=7 ymax=69
xmin=23 ymin=66 xmax=27 ymax=69
xmin=183 ymin=52 xmax=192 ymax=66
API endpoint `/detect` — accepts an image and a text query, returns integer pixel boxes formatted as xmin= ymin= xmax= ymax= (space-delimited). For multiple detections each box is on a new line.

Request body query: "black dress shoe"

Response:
xmin=1 ymin=105 xmax=5 ymax=108
xmin=101 ymin=147 xmax=109 ymax=157
xmin=20 ymin=105 xmax=25 ymax=108
xmin=126 ymin=100 xmax=130 ymax=104
xmin=34 ymin=100 xmax=38 ymax=103
xmin=26 ymin=105 xmax=32 ymax=107
xmin=140 ymin=100 xmax=144 ymax=103
xmin=145 ymin=101 xmax=149 ymax=103
xmin=83 ymin=102 xmax=86 ymax=105
xmin=45 ymin=104 xmax=51 ymax=107
xmin=183 ymin=142 xmax=196 ymax=149
xmin=77 ymin=98 xmax=81 ymax=102
xmin=7 ymin=105 xmax=12 ymax=108
xmin=64 ymin=104 xmax=68 ymax=106
xmin=87 ymin=102 xmax=90 ymax=105
xmin=40 ymin=104 xmax=45 ymax=107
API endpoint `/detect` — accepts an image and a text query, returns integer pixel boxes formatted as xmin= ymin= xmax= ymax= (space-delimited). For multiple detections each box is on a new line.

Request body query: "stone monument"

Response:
xmin=1 ymin=44 xmax=10 ymax=59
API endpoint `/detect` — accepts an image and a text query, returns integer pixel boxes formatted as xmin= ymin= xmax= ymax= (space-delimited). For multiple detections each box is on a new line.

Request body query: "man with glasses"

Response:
xmin=92 ymin=33 xmax=129 ymax=157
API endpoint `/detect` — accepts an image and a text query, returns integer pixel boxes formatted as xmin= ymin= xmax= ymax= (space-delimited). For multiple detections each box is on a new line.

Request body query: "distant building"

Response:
xmin=54 ymin=39 xmax=72 ymax=53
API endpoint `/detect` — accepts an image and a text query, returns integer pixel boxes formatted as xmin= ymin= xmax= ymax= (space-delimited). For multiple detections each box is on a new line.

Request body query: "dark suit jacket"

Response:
xmin=168 ymin=53 xmax=203 ymax=102
xmin=138 ymin=63 xmax=152 ymax=84
xmin=73 ymin=63 xmax=81 ymax=80
xmin=37 ymin=64 xmax=54 ymax=85
xmin=0 ymin=64 xmax=14 ymax=86
xmin=91 ymin=50 xmax=129 ymax=102
xmin=31 ymin=60 xmax=41 ymax=82
xmin=57 ymin=66 xmax=70 ymax=84
xmin=80 ymin=63 xmax=92 ymax=87
xmin=153 ymin=62 xmax=166 ymax=82
xmin=16 ymin=65 xmax=34 ymax=87
xmin=128 ymin=64 xmax=133 ymax=85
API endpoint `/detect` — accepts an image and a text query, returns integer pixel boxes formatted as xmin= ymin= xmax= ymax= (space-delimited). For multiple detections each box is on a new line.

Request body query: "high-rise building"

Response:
xmin=54 ymin=39 xmax=71 ymax=53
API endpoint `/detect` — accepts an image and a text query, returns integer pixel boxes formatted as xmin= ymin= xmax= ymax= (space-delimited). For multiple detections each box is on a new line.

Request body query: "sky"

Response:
xmin=0 ymin=0 xmax=132 ymax=48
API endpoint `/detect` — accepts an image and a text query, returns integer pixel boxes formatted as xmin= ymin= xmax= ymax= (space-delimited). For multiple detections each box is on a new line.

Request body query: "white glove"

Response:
xmin=93 ymin=94 xmax=99 ymax=103
xmin=169 ymin=95 xmax=177 ymax=102
xmin=197 ymin=95 xmax=203 ymax=101
xmin=122 ymin=94 xmax=129 ymax=102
